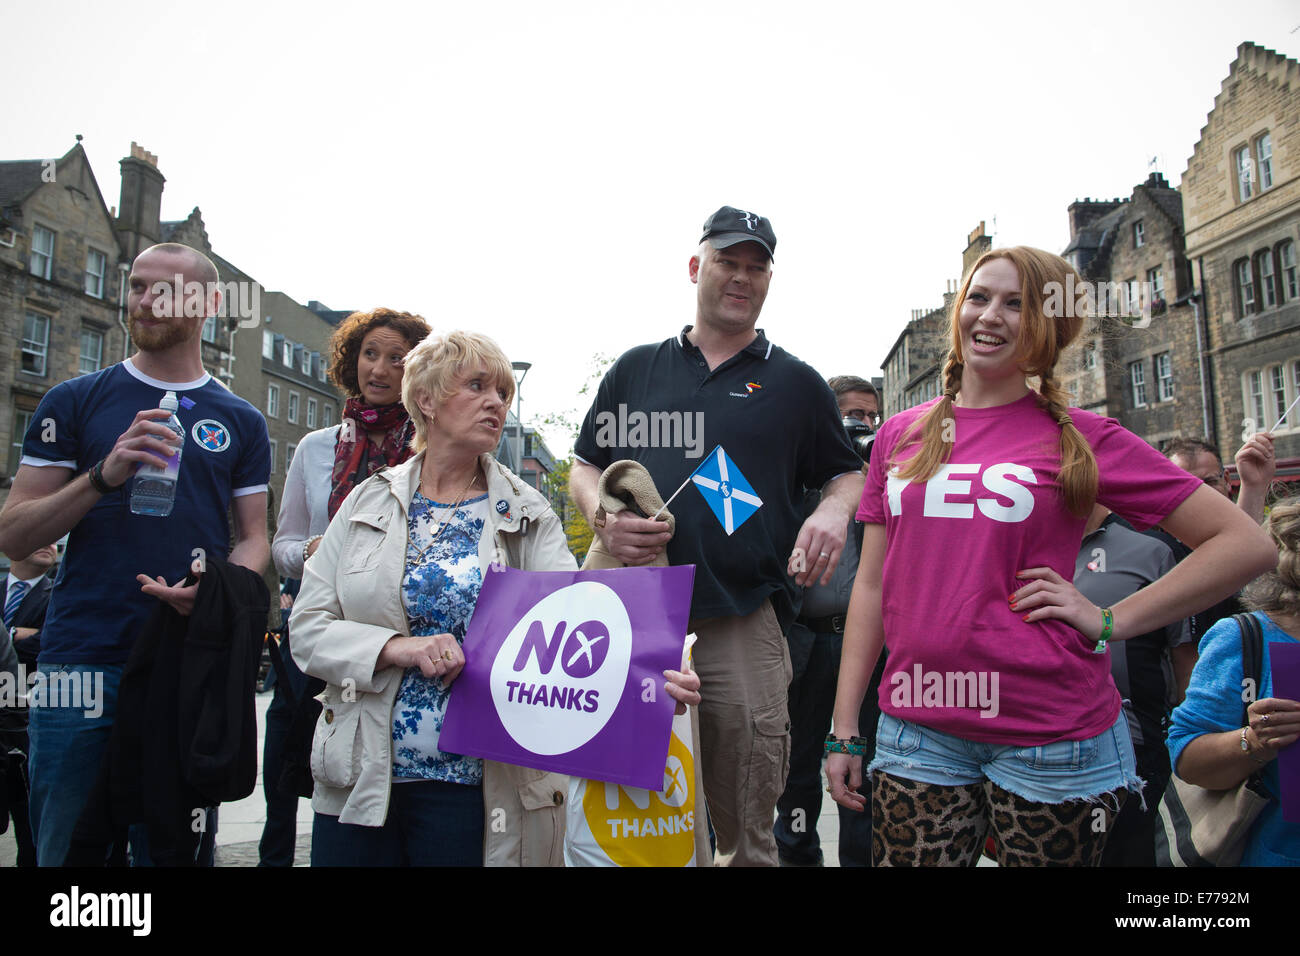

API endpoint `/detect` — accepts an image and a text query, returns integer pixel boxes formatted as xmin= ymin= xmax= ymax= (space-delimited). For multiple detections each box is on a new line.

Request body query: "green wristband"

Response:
xmin=824 ymin=734 xmax=870 ymax=757
xmin=1093 ymin=607 xmax=1114 ymax=654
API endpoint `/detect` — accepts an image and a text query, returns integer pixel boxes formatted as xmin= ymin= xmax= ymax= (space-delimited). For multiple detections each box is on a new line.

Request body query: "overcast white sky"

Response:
xmin=4 ymin=0 xmax=1299 ymax=455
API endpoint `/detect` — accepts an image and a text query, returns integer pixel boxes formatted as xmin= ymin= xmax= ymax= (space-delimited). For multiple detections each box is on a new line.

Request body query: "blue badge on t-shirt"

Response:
xmin=192 ymin=419 xmax=231 ymax=452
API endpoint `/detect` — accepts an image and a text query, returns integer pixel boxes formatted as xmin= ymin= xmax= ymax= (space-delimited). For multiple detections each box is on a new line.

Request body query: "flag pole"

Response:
xmin=651 ymin=445 xmax=720 ymax=521
xmin=651 ymin=472 xmax=695 ymax=522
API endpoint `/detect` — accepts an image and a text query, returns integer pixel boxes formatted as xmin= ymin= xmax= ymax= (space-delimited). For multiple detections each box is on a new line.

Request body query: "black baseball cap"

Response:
xmin=700 ymin=206 xmax=776 ymax=260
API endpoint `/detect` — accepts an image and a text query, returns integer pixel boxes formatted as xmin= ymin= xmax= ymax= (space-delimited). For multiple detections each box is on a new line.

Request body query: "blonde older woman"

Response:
xmin=289 ymin=331 xmax=576 ymax=865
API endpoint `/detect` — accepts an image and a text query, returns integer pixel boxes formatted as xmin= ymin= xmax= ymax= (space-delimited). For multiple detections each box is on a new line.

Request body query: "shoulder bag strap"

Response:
xmin=1235 ymin=611 xmax=1267 ymax=790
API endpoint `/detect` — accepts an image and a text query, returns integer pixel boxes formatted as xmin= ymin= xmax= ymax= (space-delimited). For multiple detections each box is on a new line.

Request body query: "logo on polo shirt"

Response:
xmin=191 ymin=419 xmax=231 ymax=452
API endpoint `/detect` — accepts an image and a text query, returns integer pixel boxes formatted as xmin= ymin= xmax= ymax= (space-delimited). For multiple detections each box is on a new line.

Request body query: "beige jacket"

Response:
xmin=289 ymin=450 xmax=577 ymax=866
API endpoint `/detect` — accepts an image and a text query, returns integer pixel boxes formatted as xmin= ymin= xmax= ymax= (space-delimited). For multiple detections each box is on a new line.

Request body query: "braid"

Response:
xmin=894 ymin=350 xmax=961 ymax=482
xmin=943 ymin=355 xmax=964 ymax=400
xmin=1038 ymin=367 xmax=1098 ymax=517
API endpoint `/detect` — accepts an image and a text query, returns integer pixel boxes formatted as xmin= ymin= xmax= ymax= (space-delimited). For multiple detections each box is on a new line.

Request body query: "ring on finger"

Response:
xmin=442 ymin=649 xmax=455 ymax=663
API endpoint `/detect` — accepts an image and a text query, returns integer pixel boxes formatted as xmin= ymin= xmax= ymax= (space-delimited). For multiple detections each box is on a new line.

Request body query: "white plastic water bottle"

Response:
xmin=130 ymin=391 xmax=185 ymax=516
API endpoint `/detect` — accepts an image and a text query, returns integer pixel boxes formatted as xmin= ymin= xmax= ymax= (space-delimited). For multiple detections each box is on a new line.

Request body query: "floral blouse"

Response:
xmin=392 ymin=491 xmax=489 ymax=785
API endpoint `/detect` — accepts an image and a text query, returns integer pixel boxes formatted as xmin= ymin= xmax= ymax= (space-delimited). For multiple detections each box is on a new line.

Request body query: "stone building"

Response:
xmin=0 ymin=141 xmax=129 ymax=483
xmin=1183 ymin=42 xmax=1300 ymax=466
xmin=248 ymin=291 xmax=343 ymax=487
xmin=881 ymin=305 xmax=947 ymax=420
xmin=879 ymin=222 xmax=991 ymax=420
xmin=1059 ymin=173 xmax=1207 ymax=450
xmin=0 ymin=139 xmax=346 ymax=528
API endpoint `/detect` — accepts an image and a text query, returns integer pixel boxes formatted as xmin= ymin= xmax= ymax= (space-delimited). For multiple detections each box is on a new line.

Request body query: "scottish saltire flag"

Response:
xmin=690 ymin=445 xmax=763 ymax=535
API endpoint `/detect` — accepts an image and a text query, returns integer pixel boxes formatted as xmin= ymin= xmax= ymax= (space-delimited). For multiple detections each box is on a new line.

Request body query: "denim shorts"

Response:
xmin=867 ymin=709 xmax=1143 ymax=806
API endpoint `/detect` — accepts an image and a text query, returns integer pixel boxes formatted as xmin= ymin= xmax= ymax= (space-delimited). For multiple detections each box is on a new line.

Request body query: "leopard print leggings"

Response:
xmin=871 ymin=771 xmax=1124 ymax=867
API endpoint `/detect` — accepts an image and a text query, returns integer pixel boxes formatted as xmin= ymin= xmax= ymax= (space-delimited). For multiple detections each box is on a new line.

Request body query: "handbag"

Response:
xmin=1154 ymin=612 xmax=1272 ymax=866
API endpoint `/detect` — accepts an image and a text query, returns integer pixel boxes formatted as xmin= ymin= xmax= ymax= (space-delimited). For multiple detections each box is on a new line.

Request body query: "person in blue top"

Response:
xmin=0 ymin=242 xmax=271 ymax=866
xmin=1169 ymin=493 xmax=1300 ymax=866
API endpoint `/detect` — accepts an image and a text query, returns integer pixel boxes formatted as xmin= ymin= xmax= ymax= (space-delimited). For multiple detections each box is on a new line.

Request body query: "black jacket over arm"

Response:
xmin=64 ymin=559 xmax=269 ymax=866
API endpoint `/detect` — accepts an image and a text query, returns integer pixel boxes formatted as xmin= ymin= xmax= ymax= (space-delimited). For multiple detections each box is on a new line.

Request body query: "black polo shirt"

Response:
xmin=574 ymin=327 xmax=861 ymax=632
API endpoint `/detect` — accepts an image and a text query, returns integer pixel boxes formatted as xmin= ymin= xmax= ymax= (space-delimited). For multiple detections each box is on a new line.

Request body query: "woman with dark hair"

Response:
xmin=273 ymin=307 xmax=433 ymax=577
xmin=825 ymin=247 xmax=1275 ymax=866
xmin=1170 ymin=495 xmax=1300 ymax=865
xmin=262 ymin=308 xmax=430 ymax=866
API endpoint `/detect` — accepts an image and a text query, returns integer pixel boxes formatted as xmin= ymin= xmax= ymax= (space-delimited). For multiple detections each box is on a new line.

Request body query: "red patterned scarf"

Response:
xmin=328 ymin=399 xmax=415 ymax=519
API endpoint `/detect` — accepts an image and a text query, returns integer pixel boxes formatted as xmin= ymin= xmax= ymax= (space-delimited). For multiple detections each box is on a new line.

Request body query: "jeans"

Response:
xmin=311 ymin=780 xmax=484 ymax=866
xmin=869 ymin=709 xmax=1142 ymax=803
xmin=774 ymin=623 xmax=841 ymax=865
xmin=27 ymin=663 xmax=122 ymax=867
xmin=29 ymin=662 xmax=218 ymax=867
xmin=260 ymin=630 xmax=308 ymax=867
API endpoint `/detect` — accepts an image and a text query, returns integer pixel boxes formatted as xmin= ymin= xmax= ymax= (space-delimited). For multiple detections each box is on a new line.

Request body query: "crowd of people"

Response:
xmin=0 ymin=205 xmax=1296 ymax=867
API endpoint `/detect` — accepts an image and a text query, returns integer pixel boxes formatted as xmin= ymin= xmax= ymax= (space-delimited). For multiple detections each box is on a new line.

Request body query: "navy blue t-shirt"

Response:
xmin=21 ymin=360 xmax=271 ymax=664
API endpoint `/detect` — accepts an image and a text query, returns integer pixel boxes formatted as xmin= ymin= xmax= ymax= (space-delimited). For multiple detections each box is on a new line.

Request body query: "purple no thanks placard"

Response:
xmin=440 ymin=565 xmax=695 ymax=790
xmin=1269 ymin=641 xmax=1300 ymax=823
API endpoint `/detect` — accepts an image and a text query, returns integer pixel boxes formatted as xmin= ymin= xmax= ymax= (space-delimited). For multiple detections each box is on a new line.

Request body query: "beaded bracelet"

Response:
xmin=824 ymin=734 xmax=870 ymax=757
xmin=1092 ymin=607 xmax=1114 ymax=654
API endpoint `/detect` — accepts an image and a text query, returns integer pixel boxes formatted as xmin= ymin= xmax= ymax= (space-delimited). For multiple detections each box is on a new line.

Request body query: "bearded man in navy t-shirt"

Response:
xmin=0 ymin=242 xmax=271 ymax=866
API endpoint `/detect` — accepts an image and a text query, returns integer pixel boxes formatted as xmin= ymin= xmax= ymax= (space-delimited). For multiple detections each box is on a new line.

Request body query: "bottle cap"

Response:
xmin=161 ymin=390 xmax=179 ymax=413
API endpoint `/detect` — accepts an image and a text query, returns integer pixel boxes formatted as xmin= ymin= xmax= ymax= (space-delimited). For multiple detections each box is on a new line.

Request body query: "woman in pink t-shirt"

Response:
xmin=825 ymin=246 xmax=1275 ymax=866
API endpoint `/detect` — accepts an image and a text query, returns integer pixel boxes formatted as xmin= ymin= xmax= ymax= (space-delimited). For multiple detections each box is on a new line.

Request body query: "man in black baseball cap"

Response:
xmin=699 ymin=205 xmax=777 ymax=260
xmin=569 ymin=205 xmax=864 ymax=865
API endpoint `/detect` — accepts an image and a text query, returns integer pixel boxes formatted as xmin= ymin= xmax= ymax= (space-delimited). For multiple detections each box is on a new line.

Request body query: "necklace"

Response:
xmin=406 ymin=469 xmax=481 ymax=567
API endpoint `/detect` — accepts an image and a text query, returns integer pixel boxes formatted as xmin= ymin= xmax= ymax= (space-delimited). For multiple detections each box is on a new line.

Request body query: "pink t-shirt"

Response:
xmin=858 ymin=392 xmax=1201 ymax=746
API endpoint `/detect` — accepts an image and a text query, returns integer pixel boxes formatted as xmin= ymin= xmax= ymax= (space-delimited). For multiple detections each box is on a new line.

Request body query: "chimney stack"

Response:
xmin=1067 ymin=197 xmax=1124 ymax=241
xmin=115 ymin=141 xmax=166 ymax=263
xmin=962 ymin=221 xmax=992 ymax=277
